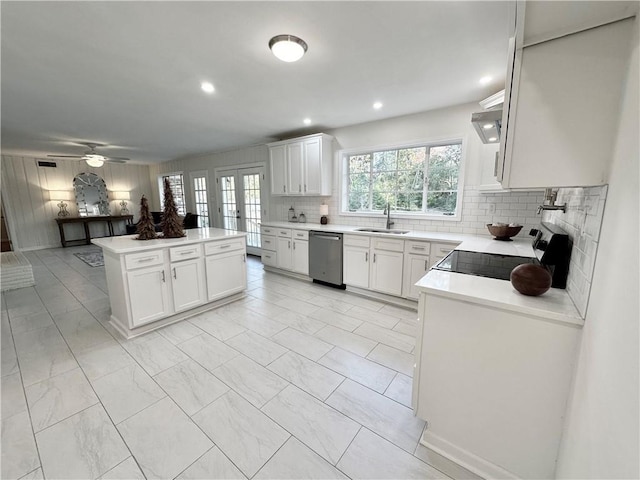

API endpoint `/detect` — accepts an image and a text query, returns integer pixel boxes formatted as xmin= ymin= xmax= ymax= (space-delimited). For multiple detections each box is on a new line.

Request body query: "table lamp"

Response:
xmin=49 ymin=190 xmax=72 ymax=217
xmin=113 ymin=192 xmax=131 ymax=215
xmin=320 ymin=203 xmax=329 ymax=224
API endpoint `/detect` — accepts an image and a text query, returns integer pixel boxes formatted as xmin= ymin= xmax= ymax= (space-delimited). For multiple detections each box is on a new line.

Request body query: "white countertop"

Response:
xmin=92 ymin=228 xmax=246 ymax=254
xmin=260 ymin=221 xmax=470 ymax=244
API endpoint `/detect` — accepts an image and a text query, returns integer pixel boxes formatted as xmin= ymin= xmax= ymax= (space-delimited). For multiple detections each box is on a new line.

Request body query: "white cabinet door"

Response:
xmin=287 ymin=142 xmax=304 ymax=195
xmin=370 ymin=249 xmax=404 ymax=296
xmin=303 ymin=137 xmax=321 ymax=195
xmin=292 ymin=239 xmax=309 ymax=275
xmin=127 ymin=265 xmax=170 ymax=327
xmin=171 ymin=258 xmax=205 ymax=313
xmin=270 ymin=144 xmax=287 ymax=195
xmin=205 ymin=251 xmax=247 ymax=302
xmin=403 ymin=254 xmax=430 ymax=300
xmin=343 ymin=246 xmax=369 ymax=289
xmin=276 ymin=237 xmax=292 ymax=270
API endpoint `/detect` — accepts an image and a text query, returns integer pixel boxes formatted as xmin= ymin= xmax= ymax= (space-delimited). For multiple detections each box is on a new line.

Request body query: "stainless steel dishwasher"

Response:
xmin=309 ymin=231 xmax=345 ymax=288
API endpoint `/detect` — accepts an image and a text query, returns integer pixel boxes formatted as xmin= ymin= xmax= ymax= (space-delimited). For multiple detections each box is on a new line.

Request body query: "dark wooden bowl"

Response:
xmin=510 ymin=264 xmax=552 ymax=296
xmin=487 ymin=224 xmax=523 ymax=240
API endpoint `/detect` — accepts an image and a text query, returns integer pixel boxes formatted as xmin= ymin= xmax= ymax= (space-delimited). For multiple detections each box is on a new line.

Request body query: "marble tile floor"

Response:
xmin=1 ymin=245 xmax=479 ymax=480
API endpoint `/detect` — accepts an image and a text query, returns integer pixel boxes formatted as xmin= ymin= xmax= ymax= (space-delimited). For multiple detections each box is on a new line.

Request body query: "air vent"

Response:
xmin=37 ymin=160 xmax=57 ymax=168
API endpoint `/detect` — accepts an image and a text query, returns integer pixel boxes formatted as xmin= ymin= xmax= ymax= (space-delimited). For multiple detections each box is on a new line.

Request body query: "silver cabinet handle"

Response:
xmin=243 ymin=254 xmax=246 ymax=262
xmin=412 ymin=246 xmax=426 ymax=251
xmin=161 ymin=271 xmax=165 ymax=283
xmin=293 ymin=241 xmax=296 ymax=250
xmin=373 ymin=253 xmax=376 ymax=263
xmin=304 ymin=184 xmax=307 ymax=192
xmin=365 ymin=252 xmax=368 ymax=262
xmin=139 ymin=257 xmax=155 ymax=263
xmin=424 ymin=259 xmax=428 ymax=270
xmin=299 ymin=184 xmax=301 ymax=193
xmin=172 ymin=268 xmax=176 ymax=279
xmin=288 ymin=240 xmax=291 ymax=249
xmin=219 ymin=244 xmax=231 ymax=249
xmin=283 ymin=185 xmax=286 ymax=193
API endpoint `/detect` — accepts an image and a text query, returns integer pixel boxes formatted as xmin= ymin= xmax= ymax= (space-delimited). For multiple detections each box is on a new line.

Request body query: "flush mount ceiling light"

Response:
xmin=303 ymin=118 xmax=312 ymax=125
xmin=84 ymin=154 xmax=105 ymax=167
xmin=479 ymin=76 xmax=492 ymax=85
xmin=201 ymin=81 xmax=215 ymax=94
xmin=373 ymin=102 xmax=383 ymax=110
xmin=483 ymin=123 xmax=494 ymax=129
xmin=269 ymin=35 xmax=308 ymax=62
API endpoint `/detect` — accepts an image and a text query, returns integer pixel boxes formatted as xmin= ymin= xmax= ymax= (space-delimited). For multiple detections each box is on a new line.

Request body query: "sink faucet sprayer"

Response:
xmin=383 ymin=203 xmax=394 ymax=230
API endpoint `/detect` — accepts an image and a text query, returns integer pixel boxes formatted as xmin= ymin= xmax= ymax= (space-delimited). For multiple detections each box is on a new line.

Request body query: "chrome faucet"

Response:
xmin=383 ymin=203 xmax=394 ymax=230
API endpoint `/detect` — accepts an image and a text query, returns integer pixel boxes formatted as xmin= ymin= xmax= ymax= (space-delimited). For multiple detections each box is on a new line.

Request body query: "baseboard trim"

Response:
xmin=346 ymin=286 xmax=418 ymax=310
xmin=420 ymin=429 xmax=519 ymax=480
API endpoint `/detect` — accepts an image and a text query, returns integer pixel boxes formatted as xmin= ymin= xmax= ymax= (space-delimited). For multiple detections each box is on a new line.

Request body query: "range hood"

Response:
xmin=471 ymin=89 xmax=504 ymax=144
xmin=472 ymin=108 xmax=502 ymax=144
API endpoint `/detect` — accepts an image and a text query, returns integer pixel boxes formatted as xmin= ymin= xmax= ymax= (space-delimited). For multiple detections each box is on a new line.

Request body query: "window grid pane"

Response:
xmin=220 ymin=176 xmax=237 ymax=231
xmin=193 ymin=176 xmax=209 ymax=228
xmin=346 ymin=143 xmax=461 ymax=216
xmin=242 ymin=173 xmax=262 ymax=248
xmin=161 ymin=174 xmax=186 ymax=215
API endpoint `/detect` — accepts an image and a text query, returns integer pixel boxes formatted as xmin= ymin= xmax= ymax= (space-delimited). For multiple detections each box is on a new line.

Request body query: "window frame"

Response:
xmin=190 ymin=170 xmax=210 ymax=228
xmin=158 ymin=172 xmax=186 ymax=216
xmin=339 ymin=136 xmax=467 ymax=221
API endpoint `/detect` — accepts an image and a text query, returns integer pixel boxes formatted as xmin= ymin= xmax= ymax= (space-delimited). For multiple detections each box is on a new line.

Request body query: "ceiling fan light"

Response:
xmin=269 ymin=35 xmax=307 ymax=62
xmin=85 ymin=154 xmax=105 ymax=167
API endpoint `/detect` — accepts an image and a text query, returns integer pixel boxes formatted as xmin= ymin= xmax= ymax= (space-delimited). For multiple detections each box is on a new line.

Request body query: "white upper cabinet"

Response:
xmin=268 ymin=133 xmax=334 ymax=196
xmin=498 ymin=17 xmax=633 ymax=189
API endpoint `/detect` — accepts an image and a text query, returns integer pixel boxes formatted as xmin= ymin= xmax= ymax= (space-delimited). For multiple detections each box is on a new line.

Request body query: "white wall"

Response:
xmin=556 ymin=15 xmax=639 ymax=479
xmin=1 ymin=156 xmax=152 ymax=250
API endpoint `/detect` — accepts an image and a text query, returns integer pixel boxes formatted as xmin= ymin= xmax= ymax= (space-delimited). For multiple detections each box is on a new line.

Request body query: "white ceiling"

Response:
xmin=1 ymin=1 xmax=514 ymax=164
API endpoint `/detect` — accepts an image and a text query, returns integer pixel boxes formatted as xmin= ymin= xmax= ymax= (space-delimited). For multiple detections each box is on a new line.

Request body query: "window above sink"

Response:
xmin=339 ymin=137 xmax=465 ymax=221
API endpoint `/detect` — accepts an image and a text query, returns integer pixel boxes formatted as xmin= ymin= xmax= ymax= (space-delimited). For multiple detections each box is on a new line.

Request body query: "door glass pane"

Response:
xmin=242 ymin=173 xmax=262 ymax=248
xmin=220 ymin=175 xmax=237 ymax=231
xmin=192 ymin=176 xmax=209 ymax=227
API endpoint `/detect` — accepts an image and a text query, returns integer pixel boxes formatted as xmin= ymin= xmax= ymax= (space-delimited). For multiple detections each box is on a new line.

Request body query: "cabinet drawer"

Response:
xmin=276 ymin=228 xmax=292 ymax=238
xmin=169 ymin=244 xmax=201 ymax=262
xmin=262 ymin=251 xmax=277 ymax=267
xmin=261 ymin=235 xmax=276 ymax=251
xmin=372 ymin=237 xmax=404 ymax=252
xmin=292 ymin=229 xmax=309 ymax=241
xmin=404 ymin=240 xmax=431 ymax=255
xmin=204 ymin=238 xmax=245 ymax=256
xmin=344 ymin=234 xmax=370 ymax=248
xmin=260 ymin=226 xmax=275 ymax=236
xmin=125 ymin=250 xmax=164 ymax=270
xmin=431 ymin=242 xmax=458 ymax=258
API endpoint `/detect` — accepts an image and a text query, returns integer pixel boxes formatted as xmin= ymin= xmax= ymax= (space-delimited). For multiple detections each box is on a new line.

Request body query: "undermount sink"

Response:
xmin=356 ymin=228 xmax=410 ymax=234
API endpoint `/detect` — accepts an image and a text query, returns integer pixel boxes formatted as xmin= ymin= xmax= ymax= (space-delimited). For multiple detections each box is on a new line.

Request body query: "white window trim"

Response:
xmin=339 ymin=135 xmax=467 ymax=222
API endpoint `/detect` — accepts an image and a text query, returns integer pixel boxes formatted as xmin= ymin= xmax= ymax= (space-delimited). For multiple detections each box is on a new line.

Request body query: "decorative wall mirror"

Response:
xmin=73 ymin=173 xmax=110 ymax=216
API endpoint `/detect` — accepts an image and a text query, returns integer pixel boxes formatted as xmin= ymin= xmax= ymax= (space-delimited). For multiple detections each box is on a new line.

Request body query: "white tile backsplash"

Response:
xmin=270 ymin=187 xmax=545 ymax=239
xmin=542 ymin=185 xmax=608 ymax=317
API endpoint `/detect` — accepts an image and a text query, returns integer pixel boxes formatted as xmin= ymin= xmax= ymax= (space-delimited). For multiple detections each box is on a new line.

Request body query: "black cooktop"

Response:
xmin=433 ymin=250 xmax=540 ymax=281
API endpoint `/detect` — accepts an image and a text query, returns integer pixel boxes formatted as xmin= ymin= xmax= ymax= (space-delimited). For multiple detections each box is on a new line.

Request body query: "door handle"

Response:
xmin=161 ymin=271 xmax=165 ymax=283
xmin=424 ymin=259 xmax=428 ymax=270
xmin=172 ymin=267 xmax=176 ymax=279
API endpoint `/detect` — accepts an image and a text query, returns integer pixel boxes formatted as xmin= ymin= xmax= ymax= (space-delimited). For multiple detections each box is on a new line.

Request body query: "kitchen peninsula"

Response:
xmin=93 ymin=228 xmax=247 ymax=339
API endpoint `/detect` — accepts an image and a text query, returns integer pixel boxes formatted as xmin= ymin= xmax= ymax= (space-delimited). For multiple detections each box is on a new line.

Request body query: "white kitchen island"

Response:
xmin=413 ymin=239 xmax=583 ymax=479
xmin=93 ymin=228 xmax=247 ymax=339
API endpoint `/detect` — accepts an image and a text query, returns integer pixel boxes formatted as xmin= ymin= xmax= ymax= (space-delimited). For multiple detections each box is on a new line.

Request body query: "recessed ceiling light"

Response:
xmin=303 ymin=118 xmax=311 ymax=125
xmin=201 ymin=82 xmax=215 ymax=93
xmin=488 ymin=137 xmax=498 ymax=142
xmin=269 ymin=35 xmax=308 ymax=62
xmin=373 ymin=102 xmax=383 ymax=110
xmin=483 ymin=123 xmax=494 ymax=129
xmin=479 ymin=76 xmax=492 ymax=85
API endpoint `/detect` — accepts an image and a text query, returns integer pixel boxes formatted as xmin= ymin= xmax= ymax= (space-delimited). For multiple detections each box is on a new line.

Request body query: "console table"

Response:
xmin=55 ymin=215 xmax=134 ymax=247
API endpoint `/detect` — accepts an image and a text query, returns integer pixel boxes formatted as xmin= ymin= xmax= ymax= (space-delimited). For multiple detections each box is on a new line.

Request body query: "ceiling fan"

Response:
xmin=47 ymin=142 xmax=130 ymax=167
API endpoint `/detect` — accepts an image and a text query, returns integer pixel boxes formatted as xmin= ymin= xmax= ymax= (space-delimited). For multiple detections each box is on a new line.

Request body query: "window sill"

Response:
xmin=339 ymin=211 xmax=461 ymax=222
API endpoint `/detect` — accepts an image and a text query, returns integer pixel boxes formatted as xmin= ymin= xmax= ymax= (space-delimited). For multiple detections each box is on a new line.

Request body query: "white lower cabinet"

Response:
xmin=171 ymin=258 xmax=206 ymax=312
xmin=276 ymin=237 xmax=293 ymax=270
xmin=127 ymin=264 xmax=171 ymax=327
xmin=292 ymin=239 xmax=309 ymax=275
xmin=370 ymin=249 xmax=404 ymax=296
xmin=403 ymin=254 xmax=431 ymax=300
xmin=205 ymin=250 xmax=247 ymax=302
xmin=264 ymin=227 xmax=308 ymax=275
xmin=343 ymin=245 xmax=370 ymax=288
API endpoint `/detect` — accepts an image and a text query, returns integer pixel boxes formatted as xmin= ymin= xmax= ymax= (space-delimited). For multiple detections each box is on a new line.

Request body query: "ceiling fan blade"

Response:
xmin=105 ymin=159 xmax=128 ymax=164
xmin=107 ymin=156 xmax=130 ymax=161
xmin=47 ymin=154 xmax=83 ymax=158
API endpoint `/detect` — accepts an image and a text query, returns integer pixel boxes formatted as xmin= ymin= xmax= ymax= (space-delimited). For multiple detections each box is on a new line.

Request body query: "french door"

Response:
xmin=216 ymin=166 xmax=265 ymax=256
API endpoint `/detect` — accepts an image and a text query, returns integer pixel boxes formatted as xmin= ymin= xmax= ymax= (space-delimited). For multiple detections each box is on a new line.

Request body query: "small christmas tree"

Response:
xmin=136 ymin=195 xmax=157 ymax=240
xmin=161 ymin=178 xmax=185 ymax=238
